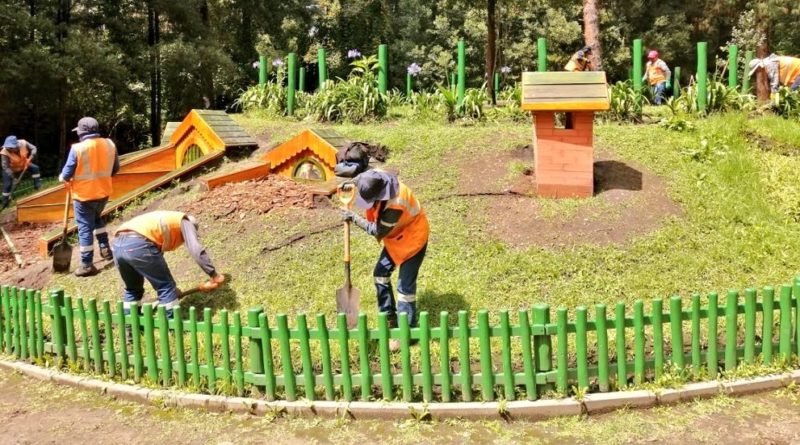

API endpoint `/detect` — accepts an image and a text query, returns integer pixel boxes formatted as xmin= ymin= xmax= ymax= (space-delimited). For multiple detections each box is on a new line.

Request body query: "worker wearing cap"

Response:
xmin=340 ymin=171 xmax=429 ymax=349
xmin=59 ymin=117 xmax=120 ymax=277
xmin=0 ymin=135 xmax=41 ymax=209
xmin=643 ymin=50 xmax=671 ymax=105
xmin=564 ymin=46 xmax=593 ymax=72
xmin=113 ymin=211 xmax=224 ymax=317
xmin=748 ymin=54 xmax=800 ymax=93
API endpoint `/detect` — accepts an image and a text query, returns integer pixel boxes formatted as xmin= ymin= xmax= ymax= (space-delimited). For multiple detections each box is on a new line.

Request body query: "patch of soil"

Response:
xmin=745 ymin=130 xmax=800 ymax=156
xmin=0 ymin=222 xmax=59 ymax=289
xmin=456 ymin=146 xmax=682 ymax=248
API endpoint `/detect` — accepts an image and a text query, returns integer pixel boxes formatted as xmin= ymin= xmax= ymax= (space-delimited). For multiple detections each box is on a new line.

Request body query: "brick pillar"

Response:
xmin=533 ymin=111 xmax=594 ymax=198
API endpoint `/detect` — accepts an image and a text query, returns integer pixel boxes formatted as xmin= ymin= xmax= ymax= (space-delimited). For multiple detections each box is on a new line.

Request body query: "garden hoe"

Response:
xmin=52 ymin=184 xmax=73 ymax=272
xmin=335 ymin=183 xmax=360 ymax=328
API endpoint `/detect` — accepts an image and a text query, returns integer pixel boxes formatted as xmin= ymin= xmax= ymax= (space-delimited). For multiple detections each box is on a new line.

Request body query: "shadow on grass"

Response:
xmin=179 ymin=274 xmax=239 ymax=318
xmin=418 ymin=290 xmax=469 ymax=326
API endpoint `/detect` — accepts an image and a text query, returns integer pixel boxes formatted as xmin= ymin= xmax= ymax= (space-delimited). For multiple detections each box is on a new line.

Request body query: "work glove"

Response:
xmin=666 ymin=80 xmax=672 ymax=90
xmin=340 ymin=208 xmax=356 ymax=222
xmin=199 ymin=273 xmax=225 ymax=292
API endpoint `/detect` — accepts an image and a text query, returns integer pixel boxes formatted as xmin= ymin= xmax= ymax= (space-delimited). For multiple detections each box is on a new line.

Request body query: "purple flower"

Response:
xmin=347 ymin=49 xmax=362 ymax=59
xmin=272 ymin=58 xmax=284 ymax=67
xmin=407 ymin=63 xmax=422 ymax=77
xmin=252 ymin=61 xmax=260 ymax=69
xmin=500 ymin=66 xmax=512 ymax=74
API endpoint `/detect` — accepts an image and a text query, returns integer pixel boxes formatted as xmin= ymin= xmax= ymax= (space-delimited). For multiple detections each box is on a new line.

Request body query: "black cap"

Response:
xmin=72 ymin=117 xmax=100 ymax=136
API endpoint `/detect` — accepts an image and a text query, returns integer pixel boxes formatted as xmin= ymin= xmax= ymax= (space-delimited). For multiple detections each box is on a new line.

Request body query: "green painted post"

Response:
xmin=457 ymin=40 xmax=466 ymax=105
xmin=537 ymin=37 xmax=547 ymax=72
xmin=156 ymin=306 xmax=171 ymax=386
xmin=556 ymin=308 xmax=568 ymax=394
xmin=795 ymin=281 xmax=800 ymax=358
xmin=669 ymin=296 xmax=684 ymax=369
xmin=142 ymin=304 xmax=158 ymax=382
xmin=633 ymin=39 xmax=643 ymax=97
xmin=317 ymin=48 xmax=328 ymax=90
xmin=189 ymin=307 xmax=200 ymax=388
xmin=450 ymin=72 xmax=456 ymax=90
xmin=419 ymin=312 xmax=433 ymax=402
xmin=0 ymin=286 xmax=6 ymax=352
xmin=2 ymin=287 xmax=11 ymax=354
xmin=633 ymin=301 xmax=645 ymax=385
xmin=742 ymin=50 xmax=754 ymax=93
xmin=63 ymin=296 xmax=76 ymax=362
xmin=26 ymin=289 xmax=35 ymax=359
xmin=576 ymin=307 xmax=589 ymax=390
xmin=532 ymin=304 xmax=553 ymax=393
xmin=652 ymin=299 xmax=664 ymax=379
xmin=276 ymin=314 xmax=295 ymax=401
xmin=697 ymin=42 xmax=708 ymax=112
xmin=102 ymin=301 xmax=115 ymax=377
xmin=519 ymin=310 xmax=536 ymax=400
xmin=116 ymin=302 xmax=129 ymax=381
xmin=220 ymin=310 xmax=231 ymax=386
xmin=77 ymin=299 xmax=89 ymax=370
xmin=673 ymin=66 xmax=681 ymax=98
xmin=233 ymin=312 xmax=244 ymax=396
xmin=131 ymin=303 xmax=143 ymax=381
xmin=18 ymin=290 xmax=27 ymax=359
xmin=406 ymin=74 xmax=412 ymax=97
xmin=316 ymin=314 xmax=335 ymax=400
xmin=336 ymin=314 xmax=352 ymax=402
xmin=499 ymin=311 xmax=514 ymax=400
xmin=725 ymin=291 xmax=738 ymax=371
xmin=297 ymin=314 xmax=316 ymax=400
xmin=399 ymin=313 xmax=413 ymax=402
xmin=378 ymin=44 xmax=388 ymax=94
xmin=174 ymin=308 xmax=186 ymax=386
xmin=691 ymin=294 xmax=702 ymax=372
xmin=377 ymin=312 xmax=393 ymax=399
xmin=762 ymin=287 xmax=775 ymax=364
xmin=744 ymin=288 xmax=756 ymax=364
xmin=48 ymin=290 xmax=66 ymax=361
xmin=780 ymin=285 xmax=792 ymax=359
xmin=707 ymin=293 xmax=719 ymax=377
xmin=247 ymin=307 xmax=264 ymax=391
xmin=357 ymin=314 xmax=370 ymax=400
xmin=258 ymin=55 xmax=267 ymax=86
xmin=595 ymin=305 xmax=609 ymax=392
xmin=35 ymin=293 xmax=44 ymax=359
xmin=478 ymin=310 xmax=494 ymax=401
xmin=615 ymin=303 xmax=626 ymax=389
xmin=458 ymin=310 xmax=472 ymax=401
xmin=203 ymin=308 xmax=216 ymax=392
xmin=287 ymin=53 xmax=297 ymax=116
xmin=494 ymin=72 xmax=500 ymax=95
xmin=440 ymin=312 xmax=452 ymax=402
xmin=728 ymin=44 xmax=739 ymax=89
xmin=259 ymin=313 xmax=276 ymax=401
xmin=298 ymin=67 xmax=306 ymax=93
xmin=11 ymin=288 xmax=19 ymax=358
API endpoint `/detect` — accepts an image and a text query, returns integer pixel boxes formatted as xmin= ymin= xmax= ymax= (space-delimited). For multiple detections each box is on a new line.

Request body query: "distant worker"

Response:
xmin=0 ymin=135 xmax=41 ymax=209
xmin=643 ymin=50 xmax=672 ymax=105
xmin=564 ymin=46 xmax=593 ymax=72
xmin=59 ymin=117 xmax=120 ymax=277
xmin=340 ymin=170 xmax=429 ymax=352
xmin=113 ymin=211 xmax=225 ymax=317
xmin=748 ymin=54 xmax=800 ymax=92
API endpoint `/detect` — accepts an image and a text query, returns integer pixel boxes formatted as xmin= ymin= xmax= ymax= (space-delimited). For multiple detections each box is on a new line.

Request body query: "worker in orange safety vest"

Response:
xmin=564 ymin=46 xmax=593 ymax=72
xmin=0 ymin=135 xmax=41 ymax=208
xmin=340 ymin=170 xmax=429 ymax=352
xmin=642 ymin=50 xmax=672 ymax=105
xmin=748 ymin=54 xmax=800 ymax=92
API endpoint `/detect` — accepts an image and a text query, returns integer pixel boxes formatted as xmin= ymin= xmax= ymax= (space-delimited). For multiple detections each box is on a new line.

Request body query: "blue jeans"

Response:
xmin=373 ymin=243 xmax=427 ymax=328
xmin=73 ymin=198 xmax=109 ymax=266
xmin=652 ymin=82 xmax=667 ymax=105
xmin=791 ymin=76 xmax=800 ymax=91
xmin=2 ymin=163 xmax=41 ymax=204
xmin=112 ymin=233 xmax=177 ymax=317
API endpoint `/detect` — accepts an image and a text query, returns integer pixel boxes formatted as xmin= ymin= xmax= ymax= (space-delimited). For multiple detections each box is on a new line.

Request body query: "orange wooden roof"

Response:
xmin=264 ymin=129 xmax=345 ymax=170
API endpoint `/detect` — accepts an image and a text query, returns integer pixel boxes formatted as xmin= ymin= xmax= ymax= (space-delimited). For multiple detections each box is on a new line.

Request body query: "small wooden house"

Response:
xmin=522 ymin=72 xmax=610 ymax=198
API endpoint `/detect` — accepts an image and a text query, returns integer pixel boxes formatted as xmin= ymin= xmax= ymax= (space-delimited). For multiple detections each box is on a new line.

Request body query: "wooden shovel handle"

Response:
xmin=62 ymin=184 xmax=72 ymax=235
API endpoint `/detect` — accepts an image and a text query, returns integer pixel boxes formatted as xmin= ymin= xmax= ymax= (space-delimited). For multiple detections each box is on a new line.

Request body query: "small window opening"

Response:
xmin=554 ymin=112 xmax=574 ymax=130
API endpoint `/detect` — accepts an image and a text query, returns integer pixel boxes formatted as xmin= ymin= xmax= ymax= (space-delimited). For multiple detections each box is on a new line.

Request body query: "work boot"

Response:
xmin=74 ymin=264 xmax=98 ymax=277
xmin=33 ymin=178 xmax=41 ymax=190
xmin=99 ymin=245 xmax=113 ymax=261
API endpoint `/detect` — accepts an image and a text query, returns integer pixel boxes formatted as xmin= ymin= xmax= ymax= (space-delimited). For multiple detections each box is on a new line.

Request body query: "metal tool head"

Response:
xmin=337 ymin=182 xmax=356 ymax=209
xmin=335 ymin=285 xmax=361 ymax=328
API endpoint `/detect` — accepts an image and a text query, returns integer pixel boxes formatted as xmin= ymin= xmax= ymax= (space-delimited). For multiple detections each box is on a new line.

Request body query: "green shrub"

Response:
xmin=303 ymin=55 xmax=387 ymax=123
xmin=675 ymin=80 xmax=755 ymax=115
xmin=607 ymin=80 xmax=644 ymax=123
xmin=772 ymin=87 xmax=800 ymax=119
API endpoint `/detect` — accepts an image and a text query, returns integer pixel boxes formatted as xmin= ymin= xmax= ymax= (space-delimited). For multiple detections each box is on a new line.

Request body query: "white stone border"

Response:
xmin=2 ymin=359 xmax=798 ymax=420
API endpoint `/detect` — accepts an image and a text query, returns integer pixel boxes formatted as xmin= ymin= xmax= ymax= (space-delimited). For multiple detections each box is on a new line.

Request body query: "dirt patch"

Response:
xmin=745 ymin=130 xmax=800 ymax=156
xmin=455 ymin=146 xmax=682 ymax=248
xmin=0 ymin=222 xmax=60 ymax=289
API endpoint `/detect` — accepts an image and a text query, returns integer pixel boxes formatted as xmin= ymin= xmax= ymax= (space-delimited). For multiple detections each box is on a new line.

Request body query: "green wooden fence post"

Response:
xmin=77 ymin=299 xmax=90 ymax=371
xmin=203 ymin=308 xmax=217 ymax=392
xmin=556 ymin=308 xmax=568 ymax=394
xmin=614 ymin=302 xmax=627 ymax=389
xmin=102 ymin=301 xmax=115 ymax=377
xmin=779 ymin=285 xmax=792 ymax=360
xmin=399 ymin=313 xmax=413 ymax=402
xmin=142 ymin=304 xmax=158 ymax=382
xmin=378 ymin=44 xmax=388 ymax=94
xmin=18 ymin=289 xmax=27 ymax=360
xmin=316 ymin=314 xmax=335 ymax=400
xmin=633 ymin=301 xmax=645 ymax=385
xmin=439 ymin=312 xmax=452 ymax=402
xmin=287 ymin=52 xmax=297 ymax=116
xmin=419 ymin=312 xmax=433 ymax=402
xmin=669 ymin=296 xmax=684 ymax=369
xmin=87 ymin=299 xmax=102 ymax=374
xmin=576 ymin=307 xmax=589 ymax=390
xmin=258 ymin=55 xmax=267 ymax=86
xmin=762 ymin=287 xmax=775 ymax=364
xmin=406 ymin=73 xmax=412 ymax=97
xmin=499 ymin=310 xmax=514 ymax=400
xmin=336 ymin=314 xmax=352 ymax=401
xmin=48 ymin=290 xmax=66 ymax=361
xmin=697 ymin=42 xmax=708 ymax=112
xmin=795 ymin=281 xmax=800 ymax=358
xmin=691 ymin=294 xmax=701 ymax=372
xmin=131 ymin=303 xmax=143 ymax=382
xmin=0 ymin=286 xmax=6 ymax=352
xmin=595 ymin=305 xmax=610 ymax=392
xmin=220 ymin=310 xmax=231 ymax=386
xmin=11 ymin=288 xmax=20 ymax=358
xmin=34 ymin=293 xmax=44 ymax=359
xmin=457 ymin=40 xmax=466 ymax=105
xmin=26 ymin=289 xmax=35 ymax=360
xmin=742 ymin=50 xmax=754 ymax=93
xmin=494 ymin=72 xmax=500 ymax=96
xmin=532 ymin=304 xmax=553 ymax=394
xmin=725 ymin=290 xmax=739 ymax=371
xmin=259 ymin=313 xmax=276 ymax=401
xmin=233 ymin=312 xmax=244 ymax=396
xmin=156 ymin=306 xmax=171 ymax=386
xmin=537 ymin=37 xmax=547 ymax=72
xmin=298 ymin=66 xmax=306 ymax=93
xmin=652 ymin=299 xmax=664 ymax=379
xmin=377 ymin=312 xmax=393 ymax=399
xmin=318 ymin=48 xmax=328 ymax=90
xmin=633 ymin=39 xmax=643 ymax=103
xmin=744 ymin=288 xmax=756 ymax=364
xmin=357 ymin=313 xmax=370 ymax=400
xmin=728 ymin=44 xmax=739 ymax=89
xmin=247 ymin=307 xmax=264 ymax=392
xmin=519 ymin=310 xmax=536 ymax=400
xmin=276 ymin=314 xmax=295 ymax=401
xmin=2 ymin=286 xmax=11 ymax=354
xmin=673 ymin=66 xmax=681 ymax=98
xmin=116 ymin=302 xmax=129 ymax=381
xmin=478 ymin=310 xmax=494 ymax=401
xmin=458 ymin=310 xmax=472 ymax=401
xmin=707 ymin=293 xmax=719 ymax=377
xmin=64 ymin=296 xmax=77 ymax=362
xmin=189 ymin=307 xmax=200 ymax=388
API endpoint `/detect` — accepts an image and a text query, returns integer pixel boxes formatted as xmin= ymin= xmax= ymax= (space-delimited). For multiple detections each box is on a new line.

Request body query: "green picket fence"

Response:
xmin=2 ymin=281 xmax=800 ymax=403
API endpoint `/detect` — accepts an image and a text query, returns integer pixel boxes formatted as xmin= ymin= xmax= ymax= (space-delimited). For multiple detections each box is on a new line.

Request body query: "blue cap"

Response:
xmin=354 ymin=170 xmax=399 ymax=209
xmin=2 ymin=136 xmax=18 ymax=149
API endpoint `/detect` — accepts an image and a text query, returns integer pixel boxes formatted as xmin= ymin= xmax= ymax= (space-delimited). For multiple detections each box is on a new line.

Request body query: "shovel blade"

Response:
xmin=335 ymin=286 xmax=361 ymax=328
xmin=52 ymin=242 xmax=73 ymax=273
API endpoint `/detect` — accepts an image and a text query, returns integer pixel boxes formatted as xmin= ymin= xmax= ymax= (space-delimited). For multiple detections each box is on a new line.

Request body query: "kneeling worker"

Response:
xmin=113 ymin=210 xmax=224 ymax=316
xmin=1 ymin=135 xmax=41 ymax=209
xmin=340 ymin=170 xmax=429 ymax=351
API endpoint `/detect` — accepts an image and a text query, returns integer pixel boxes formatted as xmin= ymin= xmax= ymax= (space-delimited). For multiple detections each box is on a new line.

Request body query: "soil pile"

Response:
xmin=0 ymin=222 xmax=58 ymax=272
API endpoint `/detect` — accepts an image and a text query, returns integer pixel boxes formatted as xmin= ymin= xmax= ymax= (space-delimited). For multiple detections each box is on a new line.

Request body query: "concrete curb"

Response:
xmin=0 ymin=359 xmax=795 ymax=421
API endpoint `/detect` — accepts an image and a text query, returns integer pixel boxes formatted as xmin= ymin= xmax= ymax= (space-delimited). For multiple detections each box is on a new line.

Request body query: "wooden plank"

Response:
xmin=524 ymin=83 xmax=608 ymax=99
xmin=521 ymin=100 xmax=610 ymax=111
xmin=200 ymin=162 xmax=270 ymax=191
xmin=522 ymin=71 xmax=607 ymax=85
xmin=161 ymin=122 xmax=181 ymax=141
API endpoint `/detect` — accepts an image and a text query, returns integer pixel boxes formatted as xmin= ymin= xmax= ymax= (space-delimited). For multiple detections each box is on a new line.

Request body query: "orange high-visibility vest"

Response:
xmin=116 ymin=211 xmax=186 ymax=252
xmin=366 ymin=182 xmax=429 ymax=265
xmin=71 ymin=138 xmax=116 ymax=201
xmin=0 ymin=141 xmax=30 ymax=173
xmin=779 ymin=56 xmax=800 ymax=86
xmin=646 ymin=59 xmax=668 ymax=85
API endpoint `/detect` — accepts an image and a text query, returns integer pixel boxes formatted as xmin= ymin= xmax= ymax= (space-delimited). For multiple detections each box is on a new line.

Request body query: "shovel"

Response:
xmin=52 ymin=184 xmax=73 ymax=273
xmin=335 ymin=183 xmax=361 ymax=328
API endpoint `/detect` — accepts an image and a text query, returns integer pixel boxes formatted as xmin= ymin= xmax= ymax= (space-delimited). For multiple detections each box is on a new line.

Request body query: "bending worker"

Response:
xmin=341 ymin=170 xmax=429 ymax=351
xmin=0 ymin=135 xmax=41 ymax=209
xmin=643 ymin=50 xmax=671 ymax=105
xmin=564 ymin=46 xmax=593 ymax=72
xmin=113 ymin=210 xmax=224 ymax=317
xmin=748 ymin=54 xmax=800 ymax=92
xmin=59 ymin=117 xmax=120 ymax=277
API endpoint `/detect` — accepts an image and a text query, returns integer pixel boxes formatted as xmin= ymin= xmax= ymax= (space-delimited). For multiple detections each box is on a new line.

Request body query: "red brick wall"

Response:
xmin=533 ymin=111 xmax=594 ymax=198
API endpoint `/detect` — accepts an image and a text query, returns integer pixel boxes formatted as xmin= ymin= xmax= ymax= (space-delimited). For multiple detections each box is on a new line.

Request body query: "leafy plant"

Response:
xmin=607 ymin=80 xmax=644 ymax=123
xmin=772 ymin=87 xmax=800 ymax=119
xmin=681 ymin=136 xmax=730 ymax=162
xmin=303 ymin=55 xmax=388 ymax=123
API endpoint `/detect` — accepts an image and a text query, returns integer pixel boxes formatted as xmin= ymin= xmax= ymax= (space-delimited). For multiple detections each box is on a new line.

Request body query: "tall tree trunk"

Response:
xmin=148 ymin=1 xmax=161 ymax=146
xmin=582 ymin=0 xmax=602 ymax=71
xmin=486 ymin=0 xmax=497 ymax=104
xmin=755 ymin=0 xmax=770 ymax=103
